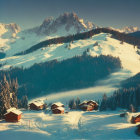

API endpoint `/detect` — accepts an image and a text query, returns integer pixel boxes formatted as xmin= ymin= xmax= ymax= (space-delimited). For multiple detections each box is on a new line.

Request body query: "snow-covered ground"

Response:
xmin=0 ymin=33 xmax=140 ymax=74
xmin=0 ymin=110 xmax=140 ymax=140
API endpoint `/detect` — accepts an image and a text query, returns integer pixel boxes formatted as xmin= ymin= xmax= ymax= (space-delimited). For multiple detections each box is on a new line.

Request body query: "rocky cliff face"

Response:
xmin=28 ymin=12 xmax=98 ymax=36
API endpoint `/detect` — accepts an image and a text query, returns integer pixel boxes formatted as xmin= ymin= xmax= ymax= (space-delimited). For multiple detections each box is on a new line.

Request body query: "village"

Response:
xmin=2 ymin=98 xmax=140 ymax=137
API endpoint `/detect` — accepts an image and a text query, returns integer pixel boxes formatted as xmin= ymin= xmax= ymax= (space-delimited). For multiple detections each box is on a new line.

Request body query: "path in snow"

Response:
xmin=0 ymin=111 xmax=140 ymax=140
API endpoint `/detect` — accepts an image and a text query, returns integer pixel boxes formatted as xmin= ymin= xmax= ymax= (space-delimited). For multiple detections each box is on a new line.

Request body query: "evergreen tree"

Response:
xmin=100 ymin=94 xmax=108 ymax=111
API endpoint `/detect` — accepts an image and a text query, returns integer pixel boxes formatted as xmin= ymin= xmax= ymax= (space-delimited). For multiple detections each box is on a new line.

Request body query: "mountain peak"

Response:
xmin=30 ymin=12 xmax=97 ymax=36
xmin=0 ymin=23 xmax=20 ymax=38
xmin=122 ymin=26 xmax=139 ymax=33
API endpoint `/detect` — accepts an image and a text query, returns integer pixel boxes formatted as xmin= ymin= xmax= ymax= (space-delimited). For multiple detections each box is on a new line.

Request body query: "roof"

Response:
xmin=30 ymin=101 xmax=44 ymax=107
xmin=5 ymin=108 xmax=22 ymax=115
xmin=133 ymin=113 xmax=140 ymax=118
xmin=54 ymin=107 xmax=64 ymax=111
xmin=80 ymin=100 xmax=98 ymax=106
xmin=52 ymin=102 xmax=64 ymax=107
xmin=79 ymin=101 xmax=88 ymax=105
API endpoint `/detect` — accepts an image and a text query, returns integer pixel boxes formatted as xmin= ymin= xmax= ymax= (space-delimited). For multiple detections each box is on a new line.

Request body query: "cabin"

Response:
xmin=79 ymin=100 xmax=98 ymax=111
xmin=4 ymin=108 xmax=22 ymax=122
xmin=131 ymin=114 xmax=140 ymax=124
xmin=87 ymin=100 xmax=98 ymax=110
xmin=29 ymin=101 xmax=44 ymax=110
xmin=80 ymin=104 xmax=95 ymax=111
xmin=52 ymin=107 xmax=65 ymax=114
xmin=51 ymin=102 xmax=64 ymax=110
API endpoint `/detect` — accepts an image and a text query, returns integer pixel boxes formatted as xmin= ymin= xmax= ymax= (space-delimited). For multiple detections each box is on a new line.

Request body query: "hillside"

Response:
xmin=121 ymin=73 xmax=140 ymax=88
xmin=129 ymin=31 xmax=140 ymax=39
xmin=0 ymin=55 xmax=121 ymax=99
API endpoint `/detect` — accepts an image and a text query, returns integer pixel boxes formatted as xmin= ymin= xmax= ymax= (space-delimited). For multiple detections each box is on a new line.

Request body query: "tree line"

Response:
xmin=0 ymin=75 xmax=28 ymax=119
xmin=0 ymin=55 xmax=122 ymax=99
xmin=16 ymin=28 xmax=140 ymax=55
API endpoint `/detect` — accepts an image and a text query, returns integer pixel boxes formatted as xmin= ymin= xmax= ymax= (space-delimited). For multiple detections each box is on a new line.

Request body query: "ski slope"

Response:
xmin=0 ymin=110 xmax=139 ymax=140
xmin=0 ymin=33 xmax=140 ymax=74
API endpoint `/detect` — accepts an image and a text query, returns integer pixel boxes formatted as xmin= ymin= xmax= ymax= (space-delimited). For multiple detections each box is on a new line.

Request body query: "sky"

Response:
xmin=0 ymin=0 xmax=140 ymax=30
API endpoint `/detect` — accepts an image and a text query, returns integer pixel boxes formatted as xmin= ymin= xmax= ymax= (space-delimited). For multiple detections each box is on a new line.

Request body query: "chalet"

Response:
xmin=87 ymin=100 xmax=98 ymax=110
xmin=4 ymin=108 xmax=22 ymax=122
xmin=79 ymin=100 xmax=98 ymax=111
xmin=131 ymin=114 xmax=140 ymax=124
xmin=52 ymin=107 xmax=65 ymax=114
xmin=29 ymin=101 xmax=44 ymax=110
xmin=51 ymin=102 xmax=64 ymax=110
xmin=80 ymin=104 xmax=95 ymax=111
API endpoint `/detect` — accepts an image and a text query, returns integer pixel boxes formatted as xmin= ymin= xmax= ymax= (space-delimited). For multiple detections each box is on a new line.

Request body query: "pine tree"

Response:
xmin=76 ymin=97 xmax=80 ymax=109
xmin=100 ymin=94 xmax=108 ymax=111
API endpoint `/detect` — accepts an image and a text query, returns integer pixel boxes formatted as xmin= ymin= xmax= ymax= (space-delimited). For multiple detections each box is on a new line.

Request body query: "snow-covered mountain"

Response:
xmin=0 ymin=33 xmax=140 ymax=74
xmin=27 ymin=12 xmax=98 ymax=36
xmin=0 ymin=23 xmax=20 ymax=38
xmin=0 ymin=12 xmax=98 ymax=56
xmin=108 ymin=26 xmax=139 ymax=34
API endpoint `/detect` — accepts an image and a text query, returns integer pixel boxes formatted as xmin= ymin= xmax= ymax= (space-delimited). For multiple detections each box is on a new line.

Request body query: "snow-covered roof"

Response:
xmin=87 ymin=100 xmax=98 ymax=104
xmin=55 ymin=107 xmax=64 ymax=111
xmin=31 ymin=101 xmax=44 ymax=107
xmin=5 ymin=108 xmax=22 ymax=115
xmin=133 ymin=113 xmax=140 ymax=118
xmin=52 ymin=102 xmax=64 ymax=107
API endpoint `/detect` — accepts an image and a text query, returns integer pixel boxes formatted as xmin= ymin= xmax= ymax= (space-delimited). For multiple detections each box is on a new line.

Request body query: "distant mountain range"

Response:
xmin=0 ymin=23 xmax=20 ymax=38
xmin=108 ymin=26 xmax=139 ymax=34
xmin=0 ymin=12 xmax=139 ymax=40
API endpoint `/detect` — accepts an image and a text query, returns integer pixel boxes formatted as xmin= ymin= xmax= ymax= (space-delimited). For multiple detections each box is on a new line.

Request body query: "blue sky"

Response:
xmin=0 ymin=0 xmax=140 ymax=30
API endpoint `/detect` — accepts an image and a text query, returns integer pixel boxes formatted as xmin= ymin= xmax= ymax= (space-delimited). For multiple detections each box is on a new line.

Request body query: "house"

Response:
xmin=79 ymin=100 xmax=98 ymax=111
xmin=80 ymin=104 xmax=95 ymax=111
xmin=4 ymin=108 xmax=22 ymax=122
xmin=29 ymin=101 xmax=45 ymax=110
xmin=51 ymin=102 xmax=64 ymax=110
xmin=52 ymin=107 xmax=65 ymax=114
xmin=131 ymin=114 xmax=140 ymax=124
xmin=87 ymin=100 xmax=98 ymax=110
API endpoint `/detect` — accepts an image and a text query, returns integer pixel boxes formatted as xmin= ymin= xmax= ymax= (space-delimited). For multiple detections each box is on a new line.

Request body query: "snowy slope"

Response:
xmin=108 ymin=26 xmax=139 ymax=34
xmin=0 ymin=13 xmax=97 ymax=57
xmin=0 ymin=110 xmax=140 ymax=140
xmin=0 ymin=33 xmax=140 ymax=74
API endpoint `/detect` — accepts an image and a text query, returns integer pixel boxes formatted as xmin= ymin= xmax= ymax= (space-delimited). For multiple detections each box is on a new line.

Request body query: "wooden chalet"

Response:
xmin=4 ymin=108 xmax=22 ymax=122
xmin=131 ymin=114 xmax=140 ymax=124
xmin=79 ymin=100 xmax=98 ymax=111
xmin=87 ymin=100 xmax=99 ymax=110
xmin=29 ymin=101 xmax=44 ymax=110
xmin=51 ymin=102 xmax=64 ymax=110
xmin=52 ymin=107 xmax=65 ymax=114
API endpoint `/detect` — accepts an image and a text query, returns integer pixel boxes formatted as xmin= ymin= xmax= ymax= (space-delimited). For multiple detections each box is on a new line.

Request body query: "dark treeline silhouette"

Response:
xmin=128 ymin=31 xmax=140 ymax=39
xmin=0 ymin=55 xmax=121 ymax=99
xmin=100 ymin=73 xmax=140 ymax=112
xmin=121 ymin=73 xmax=140 ymax=88
xmin=100 ymin=87 xmax=140 ymax=112
xmin=16 ymin=28 xmax=140 ymax=55
xmin=0 ymin=52 xmax=6 ymax=59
